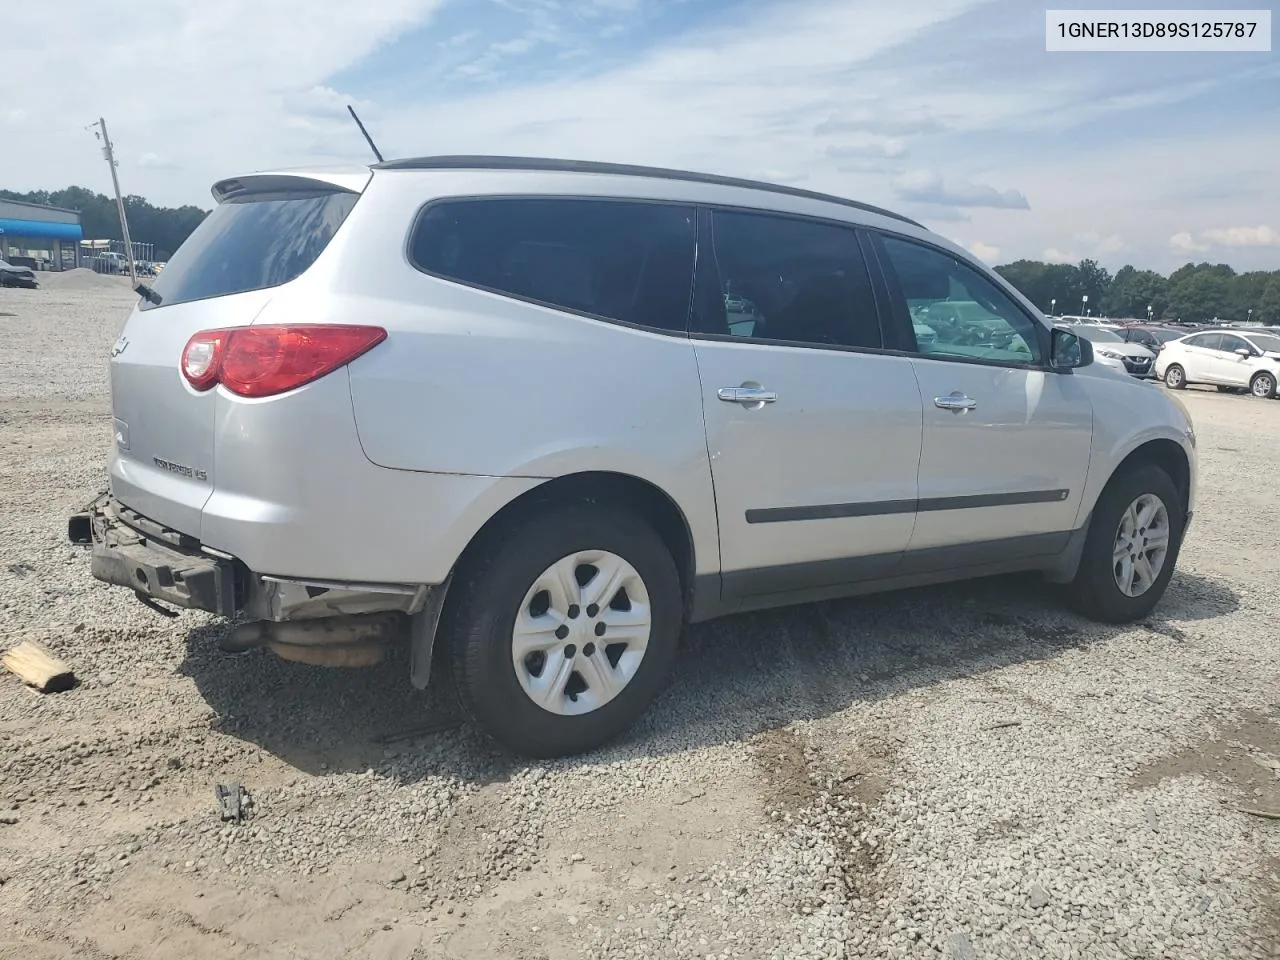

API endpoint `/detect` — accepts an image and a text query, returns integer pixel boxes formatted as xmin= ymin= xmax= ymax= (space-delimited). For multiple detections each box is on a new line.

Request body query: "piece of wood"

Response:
xmin=2 ymin=641 xmax=76 ymax=693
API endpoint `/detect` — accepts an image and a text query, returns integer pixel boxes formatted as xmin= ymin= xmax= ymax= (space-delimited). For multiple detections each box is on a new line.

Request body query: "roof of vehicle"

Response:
xmin=371 ymin=154 xmax=925 ymax=229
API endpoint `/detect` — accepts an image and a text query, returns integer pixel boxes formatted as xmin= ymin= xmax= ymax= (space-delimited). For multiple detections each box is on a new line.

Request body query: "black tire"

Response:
xmin=1250 ymin=371 xmax=1276 ymax=399
xmin=1065 ymin=464 xmax=1185 ymax=624
xmin=444 ymin=504 xmax=682 ymax=758
xmin=1163 ymin=364 xmax=1186 ymax=389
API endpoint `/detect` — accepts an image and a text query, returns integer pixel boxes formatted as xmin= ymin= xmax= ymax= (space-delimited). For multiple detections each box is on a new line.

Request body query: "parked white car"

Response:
xmin=1155 ymin=328 xmax=1280 ymax=398
xmin=69 ymin=157 xmax=1198 ymax=757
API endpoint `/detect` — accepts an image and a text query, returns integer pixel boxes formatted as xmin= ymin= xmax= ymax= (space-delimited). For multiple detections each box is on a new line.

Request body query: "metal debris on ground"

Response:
xmin=215 ymin=783 xmax=251 ymax=822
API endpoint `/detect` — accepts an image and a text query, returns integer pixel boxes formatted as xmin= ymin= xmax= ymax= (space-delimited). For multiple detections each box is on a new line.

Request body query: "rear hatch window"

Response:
xmin=139 ymin=188 xmax=358 ymax=311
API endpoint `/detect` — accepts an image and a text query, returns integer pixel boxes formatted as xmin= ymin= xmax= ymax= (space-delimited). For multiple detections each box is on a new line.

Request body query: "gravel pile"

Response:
xmin=36 ymin=268 xmax=135 ymax=292
xmin=3 ymin=283 xmax=1280 ymax=958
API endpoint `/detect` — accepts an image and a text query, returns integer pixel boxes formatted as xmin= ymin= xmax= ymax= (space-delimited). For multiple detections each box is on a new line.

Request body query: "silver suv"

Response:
xmin=69 ymin=156 xmax=1198 ymax=757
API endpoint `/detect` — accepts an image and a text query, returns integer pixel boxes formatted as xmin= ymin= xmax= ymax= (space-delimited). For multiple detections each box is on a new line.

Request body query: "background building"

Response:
xmin=0 ymin=199 xmax=83 ymax=270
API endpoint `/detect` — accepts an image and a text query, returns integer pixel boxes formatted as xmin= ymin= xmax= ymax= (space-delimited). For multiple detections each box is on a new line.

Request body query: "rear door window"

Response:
xmin=410 ymin=198 xmax=696 ymax=333
xmin=1187 ymin=333 xmax=1223 ymax=350
xmin=141 ymin=189 xmax=359 ymax=311
xmin=696 ymin=209 xmax=882 ymax=349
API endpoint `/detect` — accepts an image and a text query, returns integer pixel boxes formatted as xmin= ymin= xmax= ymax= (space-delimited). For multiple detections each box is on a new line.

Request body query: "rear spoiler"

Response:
xmin=211 ymin=170 xmax=372 ymax=204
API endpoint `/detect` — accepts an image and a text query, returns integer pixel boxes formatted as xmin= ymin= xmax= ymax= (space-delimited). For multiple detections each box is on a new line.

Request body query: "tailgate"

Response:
xmin=107 ymin=176 xmax=363 ymax=536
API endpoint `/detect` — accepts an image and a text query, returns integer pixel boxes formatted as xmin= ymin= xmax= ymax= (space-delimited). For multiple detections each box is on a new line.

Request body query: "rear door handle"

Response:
xmin=718 ymin=386 xmax=778 ymax=405
xmin=934 ymin=393 xmax=977 ymax=411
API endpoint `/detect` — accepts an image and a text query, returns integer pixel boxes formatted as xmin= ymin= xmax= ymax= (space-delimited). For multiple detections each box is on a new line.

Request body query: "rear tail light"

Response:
xmin=181 ymin=325 xmax=386 ymax=398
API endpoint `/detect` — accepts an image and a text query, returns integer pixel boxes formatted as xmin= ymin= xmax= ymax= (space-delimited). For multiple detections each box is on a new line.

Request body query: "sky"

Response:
xmin=2 ymin=0 xmax=1277 ymax=273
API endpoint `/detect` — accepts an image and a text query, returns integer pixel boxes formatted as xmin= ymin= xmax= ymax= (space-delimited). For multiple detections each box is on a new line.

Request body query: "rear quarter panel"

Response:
xmin=326 ymin=172 xmax=722 ymax=577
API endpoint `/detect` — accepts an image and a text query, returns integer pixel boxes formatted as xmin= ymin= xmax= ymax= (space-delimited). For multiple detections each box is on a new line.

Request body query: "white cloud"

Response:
xmin=1201 ymin=225 xmax=1280 ymax=248
xmin=0 ymin=0 xmax=449 ymax=204
xmin=1169 ymin=225 xmax=1279 ymax=254
xmin=4 ymin=108 xmax=27 ymax=125
xmin=138 ymin=152 xmax=178 ymax=170
xmin=969 ymin=241 xmax=1001 ymax=263
xmin=1044 ymin=247 xmax=1077 ymax=263
xmin=824 ymin=134 xmax=908 ymax=162
xmin=0 ymin=0 xmax=1273 ymax=280
xmin=893 ymin=169 xmax=1030 ymax=210
xmin=1169 ymin=231 xmax=1211 ymax=253
xmin=1073 ymin=232 xmax=1126 ymax=256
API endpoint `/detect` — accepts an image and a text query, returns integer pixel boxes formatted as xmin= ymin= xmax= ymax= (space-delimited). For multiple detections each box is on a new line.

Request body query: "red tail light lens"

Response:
xmin=181 ymin=325 xmax=386 ymax=398
xmin=181 ymin=331 xmax=225 ymax=391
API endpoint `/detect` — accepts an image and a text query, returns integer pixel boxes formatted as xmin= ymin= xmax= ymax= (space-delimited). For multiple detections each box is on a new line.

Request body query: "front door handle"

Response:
xmin=934 ymin=393 xmax=977 ymax=412
xmin=718 ymin=386 xmax=778 ymax=405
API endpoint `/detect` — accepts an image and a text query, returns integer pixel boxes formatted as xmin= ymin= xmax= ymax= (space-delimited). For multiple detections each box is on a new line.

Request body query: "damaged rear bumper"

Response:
xmin=68 ymin=493 xmax=429 ymax=622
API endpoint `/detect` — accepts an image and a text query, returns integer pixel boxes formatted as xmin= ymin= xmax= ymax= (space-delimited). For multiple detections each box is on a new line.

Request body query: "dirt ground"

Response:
xmin=3 ymin=282 xmax=1280 ymax=959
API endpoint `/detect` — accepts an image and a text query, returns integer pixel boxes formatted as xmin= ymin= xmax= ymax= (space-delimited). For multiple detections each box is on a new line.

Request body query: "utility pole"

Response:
xmin=91 ymin=118 xmax=138 ymax=285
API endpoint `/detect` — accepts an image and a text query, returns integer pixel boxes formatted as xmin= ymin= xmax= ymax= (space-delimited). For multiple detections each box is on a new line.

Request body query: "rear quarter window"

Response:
xmin=140 ymin=189 xmax=358 ymax=310
xmin=409 ymin=198 xmax=697 ymax=333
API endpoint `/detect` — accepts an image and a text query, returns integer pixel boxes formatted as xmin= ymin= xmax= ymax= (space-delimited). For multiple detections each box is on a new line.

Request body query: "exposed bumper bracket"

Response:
xmin=76 ymin=494 xmax=240 ymax=617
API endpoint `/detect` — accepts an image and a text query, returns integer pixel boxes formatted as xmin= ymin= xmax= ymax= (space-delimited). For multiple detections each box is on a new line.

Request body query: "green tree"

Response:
xmin=1076 ymin=259 xmax=1112 ymax=314
xmin=0 ymin=186 xmax=209 ymax=256
xmin=1229 ymin=271 xmax=1275 ymax=324
xmin=1257 ymin=278 xmax=1280 ymax=324
xmin=994 ymin=260 xmax=1054 ymax=310
xmin=1104 ymin=266 xmax=1168 ymax=319
xmin=1166 ymin=264 xmax=1234 ymax=323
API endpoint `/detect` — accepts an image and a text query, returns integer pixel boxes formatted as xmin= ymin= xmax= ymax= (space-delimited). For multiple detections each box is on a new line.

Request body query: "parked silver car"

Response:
xmin=1073 ymin=324 xmax=1157 ymax=378
xmin=70 ymin=157 xmax=1198 ymax=756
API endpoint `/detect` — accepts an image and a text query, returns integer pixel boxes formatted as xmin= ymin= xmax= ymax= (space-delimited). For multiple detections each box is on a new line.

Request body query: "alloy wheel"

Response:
xmin=1111 ymin=493 xmax=1171 ymax=598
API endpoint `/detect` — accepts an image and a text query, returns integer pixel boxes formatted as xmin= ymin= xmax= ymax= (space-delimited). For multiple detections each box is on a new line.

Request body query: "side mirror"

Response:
xmin=1235 ymin=348 xmax=1252 ymax=358
xmin=1050 ymin=326 xmax=1092 ymax=371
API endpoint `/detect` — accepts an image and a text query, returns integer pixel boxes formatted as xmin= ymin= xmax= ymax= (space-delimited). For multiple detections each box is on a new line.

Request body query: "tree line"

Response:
xmin=0 ymin=186 xmax=209 ymax=262
xmin=995 ymin=258 xmax=1280 ymax=325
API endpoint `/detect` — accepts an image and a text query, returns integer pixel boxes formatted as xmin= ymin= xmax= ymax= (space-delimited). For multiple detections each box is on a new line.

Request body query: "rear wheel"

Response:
xmin=1066 ymin=464 xmax=1184 ymax=623
xmin=1163 ymin=364 xmax=1186 ymax=389
xmin=1250 ymin=372 xmax=1276 ymax=399
xmin=445 ymin=504 xmax=682 ymax=758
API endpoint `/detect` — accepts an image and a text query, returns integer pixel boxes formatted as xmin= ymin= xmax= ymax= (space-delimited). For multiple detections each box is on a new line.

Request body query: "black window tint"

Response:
xmin=879 ymin=236 xmax=1043 ymax=366
xmin=411 ymin=199 xmax=696 ymax=332
xmin=1219 ymin=334 xmax=1250 ymax=354
xmin=1190 ymin=333 xmax=1222 ymax=350
xmin=702 ymin=210 xmax=881 ymax=349
xmin=142 ymin=190 xmax=358 ymax=310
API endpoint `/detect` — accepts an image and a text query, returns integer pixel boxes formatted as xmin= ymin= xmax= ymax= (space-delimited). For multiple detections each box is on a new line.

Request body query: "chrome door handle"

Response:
xmin=934 ymin=393 xmax=977 ymax=411
xmin=718 ymin=386 xmax=778 ymax=405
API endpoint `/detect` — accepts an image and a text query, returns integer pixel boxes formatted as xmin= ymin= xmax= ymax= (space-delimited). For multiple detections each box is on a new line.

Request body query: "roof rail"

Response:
xmin=372 ymin=155 xmax=924 ymax=229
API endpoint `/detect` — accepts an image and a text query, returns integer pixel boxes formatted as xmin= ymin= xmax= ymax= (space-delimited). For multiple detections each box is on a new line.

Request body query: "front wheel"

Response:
xmin=1065 ymin=464 xmax=1185 ymax=624
xmin=1250 ymin=372 xmax=1276 ymax=399
xmin=1163 ymin=364 xmax=1186 ymax=389
xmin=444 ymin=504 xmax=683 ymax=758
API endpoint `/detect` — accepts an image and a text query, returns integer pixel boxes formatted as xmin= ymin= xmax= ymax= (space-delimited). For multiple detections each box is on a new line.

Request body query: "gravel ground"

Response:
xmin=2 ymin=281 xmax=1280 ymax=959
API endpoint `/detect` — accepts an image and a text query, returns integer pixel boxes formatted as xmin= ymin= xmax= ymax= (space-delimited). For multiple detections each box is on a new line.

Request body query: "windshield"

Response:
xmin=1076 ymin=326 xmax=1124 ymax=343
xmin=1246 ymin=333 xmax=1280 ymax=353
xmin=140 ymin=189 xmax=359 ymax=310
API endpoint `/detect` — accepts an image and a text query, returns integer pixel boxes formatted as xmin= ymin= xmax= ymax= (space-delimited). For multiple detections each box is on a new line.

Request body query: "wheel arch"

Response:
xmin=1047 ymin=436 xmax=1192 ymax=586
xmin=453 ymin=471 xmax=698 ymax=606
xmin=1090 ymin=438 xmax=1192 ymax=527
xmin=410 ymin=471 xmax=701 ymax=690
